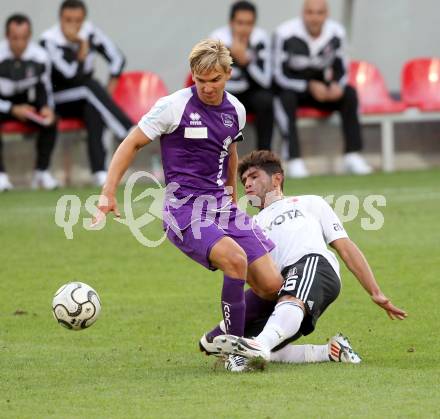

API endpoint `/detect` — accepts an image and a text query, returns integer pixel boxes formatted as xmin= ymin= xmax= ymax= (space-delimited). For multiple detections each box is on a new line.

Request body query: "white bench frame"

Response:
xmin=298 ymin=107 xmax=440 ymax=172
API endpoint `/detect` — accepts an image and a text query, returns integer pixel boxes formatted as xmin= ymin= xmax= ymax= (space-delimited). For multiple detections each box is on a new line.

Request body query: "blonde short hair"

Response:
xmin=189 ymin=39 xmax=233 ymax=74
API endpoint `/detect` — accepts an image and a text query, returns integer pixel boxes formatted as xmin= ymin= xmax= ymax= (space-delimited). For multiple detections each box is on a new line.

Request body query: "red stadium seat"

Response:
xmin=401 ymin=58 xmax=440 ymax=111
xmin=113 ymin=71 xmax=168 ymax=123
xmin=297 ymin=107 xmax=331 ymax=118
xmin=0 ymin=118 xmax=84 ymax=134
xmin=0 ymin=120 xmax=36 ymax=134
xmin=184 ymin=72 xmax=194 ymax=88
xmin=349 ymin=61 xmax=406 ymax=114
xmin=58 ymin=118 xmax=85 ymax=131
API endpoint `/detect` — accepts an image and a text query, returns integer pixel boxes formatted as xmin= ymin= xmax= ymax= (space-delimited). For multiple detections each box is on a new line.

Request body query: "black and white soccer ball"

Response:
xmin=52 ymin=282 xmax=101 ymax=330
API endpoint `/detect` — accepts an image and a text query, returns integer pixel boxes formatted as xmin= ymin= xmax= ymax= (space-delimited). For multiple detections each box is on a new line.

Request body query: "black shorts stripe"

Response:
xmin=297 ymin=256 xmax=318 ymax=302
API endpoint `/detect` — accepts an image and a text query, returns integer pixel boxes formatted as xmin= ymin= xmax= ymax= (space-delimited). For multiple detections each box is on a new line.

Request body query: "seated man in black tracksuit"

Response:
xmin=40 ymin=0 xmax=133 ymax=186
xmin=273 ymin=0 xmax=372 ymax=178
xmin=210 ymin=1 xmax=274 ymax=151
xmin=0 ymin=14 xmax=58 ymax=191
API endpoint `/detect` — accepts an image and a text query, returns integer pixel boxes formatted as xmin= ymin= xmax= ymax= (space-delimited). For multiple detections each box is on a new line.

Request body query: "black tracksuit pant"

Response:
xmin=235 ymin=88 xmax=274 ymax=151
xmin=54 ymin=78 xmax=133 ymax=173
xmin=0 ymin=111 xmax=57 ymax=173
xmin=277 ymin=85 xmax=363 ymax=159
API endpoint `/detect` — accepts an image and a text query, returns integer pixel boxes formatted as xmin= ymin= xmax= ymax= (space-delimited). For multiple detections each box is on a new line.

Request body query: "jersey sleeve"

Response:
xmin=312 ymin=196 xmax=349 ymax=244
xmin=138 ymin=96 xmax=175 ymax=141
xmin=331 ymin=25 xmax=348 ymax=87
xmin=226 ymin=92 xmax=246 ymax=131
xmin=36 ymin=49 xmax=54 ymax=109
xmin=237 ymin=100 xmax=246 ymax=131
xmin=92 ymin=26 xmax=125 ymax=77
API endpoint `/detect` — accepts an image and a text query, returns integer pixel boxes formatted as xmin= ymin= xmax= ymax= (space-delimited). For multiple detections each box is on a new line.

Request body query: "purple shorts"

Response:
xmin=165 ymin=204 xmax=274 ymax=271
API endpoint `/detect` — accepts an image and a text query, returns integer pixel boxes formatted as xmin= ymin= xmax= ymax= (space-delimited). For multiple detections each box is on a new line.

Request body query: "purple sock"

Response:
xmin=244 ymin=289 xmax=276 ymax=324
xmin=221 ymin=276 xmax=245 ymax=336
xmin=206 ymin=325 xmax=223 ymax=342
xmin=206 ymin=288 xmax=276 ymax=341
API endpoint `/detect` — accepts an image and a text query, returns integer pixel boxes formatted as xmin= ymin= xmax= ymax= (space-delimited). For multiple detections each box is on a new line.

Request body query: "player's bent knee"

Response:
xmin=251 ymin=277 xmax=283 ymax=300
xmin=261 ymin=280 xmax=283 ymax=297
xmin=211 ymin=245 xmax=248 ymax=277
xmin=223 ymin=252 xmax=247 ymax=278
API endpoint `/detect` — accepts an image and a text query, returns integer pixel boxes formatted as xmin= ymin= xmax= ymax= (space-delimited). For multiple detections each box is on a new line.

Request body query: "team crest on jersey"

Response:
xmin=26 ymin=66 xmax=35 ymax=78
xmin=221 ymin=113 xmax=234 ymax=128
xmin=189 ymin=112 xmax=202 ymax=126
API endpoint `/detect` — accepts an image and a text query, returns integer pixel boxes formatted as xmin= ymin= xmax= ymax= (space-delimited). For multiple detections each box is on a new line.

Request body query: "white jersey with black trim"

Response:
xmin=210 ymin=26 xmax=272 ymax=93
xmin=273 ymin=17 xmax=348 ymax=92
xmin=255 ymin=195 xmax=348 ymax=277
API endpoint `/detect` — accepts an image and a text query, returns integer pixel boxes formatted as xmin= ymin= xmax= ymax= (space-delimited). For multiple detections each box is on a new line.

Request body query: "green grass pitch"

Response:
xmin=1 ymin=169 xmax=439 ymax=418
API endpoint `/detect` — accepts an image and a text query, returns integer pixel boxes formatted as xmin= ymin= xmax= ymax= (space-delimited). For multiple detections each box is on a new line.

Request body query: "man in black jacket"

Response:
xmin=0 ymin=14 xmax=58 ymax=191
xmin=40 ymin=0 xmax=133 ymax=186
xmin=210 ymin=1 xmax=274 ymax=151
xmin=273 ymin=0 xmax=372 ymax=178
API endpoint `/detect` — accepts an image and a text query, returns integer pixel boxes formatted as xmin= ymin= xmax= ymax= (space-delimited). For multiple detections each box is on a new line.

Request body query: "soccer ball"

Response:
xmin=52 ymin=282 xmax=101 ymax=330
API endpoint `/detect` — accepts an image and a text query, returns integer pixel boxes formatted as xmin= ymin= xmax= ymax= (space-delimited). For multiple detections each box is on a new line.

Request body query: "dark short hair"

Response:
xmin=238 ymin=150 xmax=284 ymax=190
xmin=5 ymin=14 xmax=31 ymax=35
xmin=229 ymin=1 xmax=257 ymax=21
xmin=59 ymin=0 xmax=87 ymax=16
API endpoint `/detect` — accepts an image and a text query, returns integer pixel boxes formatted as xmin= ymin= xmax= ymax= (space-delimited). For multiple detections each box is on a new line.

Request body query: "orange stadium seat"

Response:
xmin=113 ymin=71 xmax=168 ymax=122
xmin=401 ymin=58 xmax=440 ymax=111
xmin=349 ymin=60 xmax=407 ymax=114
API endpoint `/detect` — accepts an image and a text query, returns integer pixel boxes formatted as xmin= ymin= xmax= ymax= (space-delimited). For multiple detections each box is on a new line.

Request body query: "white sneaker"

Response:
xmin=199 ymin=333 xmax=222 ymax=357
xmin=344 ymin=152 xmax=372 ymax=175
xmin=31 ymin=170 xmax=59 ymax=190
xmin=0 ymin=172 xmax=13 ymax=192
xmin=328 ymin=333 xmax=362 ymax=364
xmin=225 ymin=354 xmax=249 ymax=372
xmin=213 ymin=334 xmax=270 ymax=361
xmin=93 ymin=171 xmax=107 ymax=187
xmin=287 ymin=158 xmax=309 ymax=178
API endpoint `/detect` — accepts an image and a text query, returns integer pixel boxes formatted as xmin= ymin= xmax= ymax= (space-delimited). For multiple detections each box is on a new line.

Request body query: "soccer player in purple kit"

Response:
xmin=94 ymin=39 xmax=283 ymax=352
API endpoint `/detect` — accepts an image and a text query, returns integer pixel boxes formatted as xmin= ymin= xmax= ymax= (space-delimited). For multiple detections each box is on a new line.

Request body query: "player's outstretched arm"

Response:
xmin=92 ymin=127 xmax=151 ymax=225
xmin=330 ymin=238 xmax=407 ymax=320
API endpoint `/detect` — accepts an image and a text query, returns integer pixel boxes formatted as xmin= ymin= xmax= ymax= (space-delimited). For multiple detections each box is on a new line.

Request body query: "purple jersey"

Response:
xmin=138 ymin=86 xmax=274 ymax=270
xmin=138 ymin=86 xmax=246 ymax=201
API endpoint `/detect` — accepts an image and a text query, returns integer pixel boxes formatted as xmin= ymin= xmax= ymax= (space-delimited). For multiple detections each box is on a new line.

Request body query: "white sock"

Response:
xmin=218 ymin=320 xmax=226 ymax=333
xmin=270 ymin=344 xmax=329 ymax=363
xmin=255 ymin=301 xmax=304 ymax=350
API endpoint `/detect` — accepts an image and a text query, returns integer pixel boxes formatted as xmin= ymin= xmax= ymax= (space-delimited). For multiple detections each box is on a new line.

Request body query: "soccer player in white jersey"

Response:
xmin=213 ymin=150 xmax=407 ymax=369
xmin=94 ymin=40 xmax=283 ymax=346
